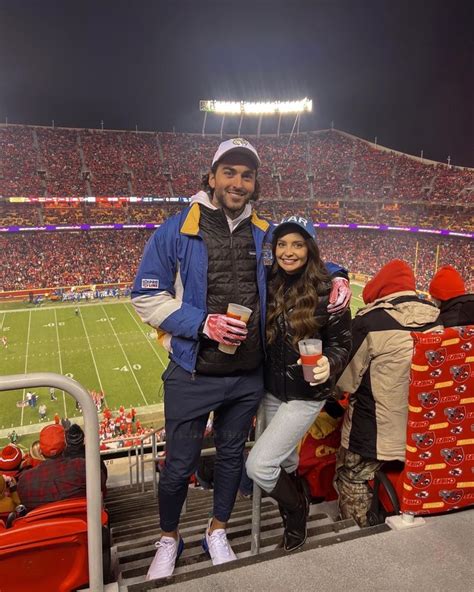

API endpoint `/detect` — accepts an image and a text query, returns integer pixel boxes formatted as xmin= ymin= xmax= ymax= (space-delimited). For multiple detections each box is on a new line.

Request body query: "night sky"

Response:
xmin=0 ymin=0 xmax=472 ymax=166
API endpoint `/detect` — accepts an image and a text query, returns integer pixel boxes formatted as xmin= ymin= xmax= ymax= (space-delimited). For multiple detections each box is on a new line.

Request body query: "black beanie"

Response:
xmin=66 ymin=424 xmax=85 ymax=447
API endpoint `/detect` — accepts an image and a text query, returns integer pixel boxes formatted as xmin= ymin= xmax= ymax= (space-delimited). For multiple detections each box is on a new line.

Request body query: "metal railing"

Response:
xmin=0 ymin=373 xmax=104 ymax=592
xmin=120 ymin=411 xmax=265 ymax=554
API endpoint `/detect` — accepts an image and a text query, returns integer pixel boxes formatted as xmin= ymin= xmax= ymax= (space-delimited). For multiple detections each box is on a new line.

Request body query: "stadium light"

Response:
xmin=199 ymin=98 xmax=312 ymax=115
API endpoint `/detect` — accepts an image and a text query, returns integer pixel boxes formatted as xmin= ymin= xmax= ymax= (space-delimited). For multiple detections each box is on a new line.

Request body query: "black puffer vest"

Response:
xmin=196 ymin=205 xmax=263 ymax=375
xmin=264 ymin=279 xmax=352 ymax=402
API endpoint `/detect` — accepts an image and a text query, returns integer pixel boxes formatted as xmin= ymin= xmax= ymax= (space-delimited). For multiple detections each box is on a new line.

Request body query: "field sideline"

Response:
xmin=0 ymin=285 xmax=364 ymax=432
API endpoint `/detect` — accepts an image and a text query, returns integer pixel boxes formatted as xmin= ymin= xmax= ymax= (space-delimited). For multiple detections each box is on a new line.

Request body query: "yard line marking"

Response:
xmin=101 ymin=305 xmax=148 ymax=405
xmin=79 ymin=309 xmax=108 ymax=407
xmin=0 ymin=312 xmax=6 ymax=331
xmin=20 ymin=311 xmax=32 ymax=426
xmin=124 ymin=304 xmax=166 ymax=370
xmin=54 ymin=309 xmax=68 ymax=417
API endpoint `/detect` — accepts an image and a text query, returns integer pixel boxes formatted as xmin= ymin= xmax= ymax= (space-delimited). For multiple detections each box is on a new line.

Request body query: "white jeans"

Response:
xmin=246 ymin=392 xmax=325 ymax=493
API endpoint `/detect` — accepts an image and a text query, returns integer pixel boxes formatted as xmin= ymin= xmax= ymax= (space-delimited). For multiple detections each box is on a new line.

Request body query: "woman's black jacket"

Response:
xmin=264 ymin=281 xmax=352 ymax=402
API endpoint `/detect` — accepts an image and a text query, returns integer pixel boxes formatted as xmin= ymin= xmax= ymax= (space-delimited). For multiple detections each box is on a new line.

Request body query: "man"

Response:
xmin=38 ymin=403 xmax=47 ymax=421
xmin=132 ymin=137 xmax=351 ymax=579
xmin=17 ymin=424 xmax=86 ymax=510
xmin=334 ymin=259 xmax=441 ymax=526
xmin=429 ymin=265 xmax=474 ymax=327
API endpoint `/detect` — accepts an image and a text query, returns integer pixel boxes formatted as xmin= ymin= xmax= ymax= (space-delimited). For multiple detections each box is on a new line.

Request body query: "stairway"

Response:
xmin=105 ymin=483 xmax=389 ymax=591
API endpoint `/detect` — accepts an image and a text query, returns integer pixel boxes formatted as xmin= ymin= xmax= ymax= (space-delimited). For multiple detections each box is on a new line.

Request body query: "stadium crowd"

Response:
xmin=0 ymin=230 xmax=146 ymax=290
xmin=1 ymin=228 xmax=471 ymax=293
xmin=1 ymin=126 xmax=472 ymax=206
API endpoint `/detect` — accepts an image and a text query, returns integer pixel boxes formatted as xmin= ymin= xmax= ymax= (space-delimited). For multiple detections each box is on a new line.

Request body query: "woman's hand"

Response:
xmin=297 ymin=356 xmax=331 ymax=385
xmin=310 ymin=356 xmax=330 ymax=385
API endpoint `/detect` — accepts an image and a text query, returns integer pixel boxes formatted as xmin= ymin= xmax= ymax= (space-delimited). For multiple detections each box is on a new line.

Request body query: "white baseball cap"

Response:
xmin=211 ymin=138 xmax=261 ymax=169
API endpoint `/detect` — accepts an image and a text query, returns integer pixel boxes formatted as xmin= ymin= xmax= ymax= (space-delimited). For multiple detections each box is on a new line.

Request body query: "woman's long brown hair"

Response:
xmin=266 ymin=230 xmax=330 ymax=349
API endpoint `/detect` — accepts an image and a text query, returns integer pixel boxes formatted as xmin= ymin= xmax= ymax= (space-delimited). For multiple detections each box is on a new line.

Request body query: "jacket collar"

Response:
xmin=180 ymin=194 xmax=269 ymax=236
xmin=440 ymin=293 xmax=474 ymax=311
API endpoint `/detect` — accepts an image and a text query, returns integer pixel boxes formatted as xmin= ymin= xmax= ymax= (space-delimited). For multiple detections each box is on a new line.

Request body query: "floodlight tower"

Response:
xmin=199 ymin=98 xmax=313 ymax=138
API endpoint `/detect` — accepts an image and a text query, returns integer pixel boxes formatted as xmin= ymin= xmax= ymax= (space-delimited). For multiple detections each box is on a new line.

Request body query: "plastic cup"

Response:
xmin=218 ymin=303 xmax=252 ymax=355
xmin=298 ymin=339 xmax=323 ymax=382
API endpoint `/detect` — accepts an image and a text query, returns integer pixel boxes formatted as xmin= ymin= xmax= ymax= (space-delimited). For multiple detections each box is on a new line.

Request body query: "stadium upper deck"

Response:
xmin=1 ymin=124 xmax=473 ymax=203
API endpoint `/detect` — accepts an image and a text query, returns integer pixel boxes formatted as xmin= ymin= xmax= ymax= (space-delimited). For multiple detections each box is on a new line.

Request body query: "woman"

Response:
xmin=246 ymin=216 xmax=352 ymax=551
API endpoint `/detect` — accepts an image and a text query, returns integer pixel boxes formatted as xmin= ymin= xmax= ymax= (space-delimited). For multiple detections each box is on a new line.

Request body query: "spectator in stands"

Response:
xmin=246 ymin=217 xmax=351 ymax=551
xmin=0 ymin=444 xmax=23 ymax=479
xmin=17 ymin=424 xmax=87 ymax=511
xmin=429 ymin=265 xmax=474 ymax=327
xmin=334 ymin=260 xmax=441 ymax=526
xmin=132 ymin=139 xmax=268 ymax=579
xmin=64 ymin=423 xmax=108 ymax=490
xmin=20 ymin=440 xmax=45 ymax=470
xmin=0 ymin=474 xmax=21 ymax=514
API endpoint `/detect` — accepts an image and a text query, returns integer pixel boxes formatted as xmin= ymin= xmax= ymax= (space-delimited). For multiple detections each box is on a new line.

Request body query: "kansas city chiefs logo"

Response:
xmin=425 ymin=348 xmax=446 ymax=367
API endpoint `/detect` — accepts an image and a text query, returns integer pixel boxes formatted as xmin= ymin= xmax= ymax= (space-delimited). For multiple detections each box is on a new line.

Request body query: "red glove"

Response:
xmin=328 ymin=277 xmax=352 ymax=313
xmin=203 ymin=314 xmax=248 ymax=345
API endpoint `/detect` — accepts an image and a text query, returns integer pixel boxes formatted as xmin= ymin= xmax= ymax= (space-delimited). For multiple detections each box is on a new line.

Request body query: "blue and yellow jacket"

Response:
xmin=132 ymin=193 xmax=345 ymax=373
xmin=131 ymin=198 xmax=272 ymax=373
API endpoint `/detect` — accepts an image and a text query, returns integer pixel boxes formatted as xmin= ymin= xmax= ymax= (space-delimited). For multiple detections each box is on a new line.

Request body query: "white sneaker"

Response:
xmin=146 ymin=535 xmax=184 ymax=580
xmin=202 ymin=520 xmax=237 ymax=566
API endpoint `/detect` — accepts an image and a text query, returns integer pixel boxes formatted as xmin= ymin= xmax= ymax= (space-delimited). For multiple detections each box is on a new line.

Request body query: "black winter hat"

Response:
xmin=66 ymin=424 xmax=85 ymax=447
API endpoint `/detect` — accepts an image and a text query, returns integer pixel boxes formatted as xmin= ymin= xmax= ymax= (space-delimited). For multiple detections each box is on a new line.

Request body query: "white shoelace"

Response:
xmin=208 ymin=529 xmax=232 ymax=556
xmin=154 ymin=537 xmax=177 ymax=558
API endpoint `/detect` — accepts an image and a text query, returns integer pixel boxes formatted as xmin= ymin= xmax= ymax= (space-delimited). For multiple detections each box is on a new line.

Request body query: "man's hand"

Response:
xmin=203 ymin=314 xmax=248 ymax=345
xmin=328 ymin=277 xmax=351 ymax=313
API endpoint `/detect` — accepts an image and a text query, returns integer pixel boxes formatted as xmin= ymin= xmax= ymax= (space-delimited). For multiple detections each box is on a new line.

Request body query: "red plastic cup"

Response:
xmin=298 ymin=339 xmax=323 ymax=383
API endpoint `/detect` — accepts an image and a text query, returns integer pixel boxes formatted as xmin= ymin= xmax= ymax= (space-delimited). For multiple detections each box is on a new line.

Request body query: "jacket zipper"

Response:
xmin=229 ymin=233 xmax=240 ymax=300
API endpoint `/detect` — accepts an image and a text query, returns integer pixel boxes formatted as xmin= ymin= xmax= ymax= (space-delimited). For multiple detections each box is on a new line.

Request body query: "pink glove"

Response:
xmin=203 ymin=314 xmax=248 ymax=345
xmin=328 ymin=277 xmax=352 ymax=313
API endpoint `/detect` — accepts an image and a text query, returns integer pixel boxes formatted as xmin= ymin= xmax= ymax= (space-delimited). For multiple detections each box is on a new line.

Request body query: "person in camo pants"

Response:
xmin=334 ymin=260 xmax=441 ymax=526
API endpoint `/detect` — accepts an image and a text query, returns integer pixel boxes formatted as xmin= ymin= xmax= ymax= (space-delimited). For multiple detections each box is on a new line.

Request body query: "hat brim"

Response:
xmin=273 ymin=222 xmax=315 ymax=240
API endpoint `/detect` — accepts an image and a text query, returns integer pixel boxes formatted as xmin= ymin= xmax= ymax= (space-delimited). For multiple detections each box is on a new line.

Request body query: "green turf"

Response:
xmin=0 ymin=284 xmax=365 ymax=433
xmin=0 ymin=301 xmax=168 ymax=430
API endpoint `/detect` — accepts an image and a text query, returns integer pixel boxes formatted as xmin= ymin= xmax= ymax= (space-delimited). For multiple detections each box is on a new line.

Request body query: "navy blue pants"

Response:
xmin=158 ymin=361 xmax=263 ymax=532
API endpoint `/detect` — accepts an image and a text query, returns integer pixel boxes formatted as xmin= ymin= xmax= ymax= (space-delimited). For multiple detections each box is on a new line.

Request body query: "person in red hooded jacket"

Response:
xmin=429 ymin=265 xmax=474 ymax=327
xmin=334 ymin=259 xmax=442 ymax=527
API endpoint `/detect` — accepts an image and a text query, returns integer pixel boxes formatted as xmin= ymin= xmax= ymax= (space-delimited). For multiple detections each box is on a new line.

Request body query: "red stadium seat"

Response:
xmin=9 ymin=497 xmax=109 ymax=528
xmin=0 ymin=518 xmax=89 ymax=592
xmin=368 ymin=325 xmax=474 ymax=523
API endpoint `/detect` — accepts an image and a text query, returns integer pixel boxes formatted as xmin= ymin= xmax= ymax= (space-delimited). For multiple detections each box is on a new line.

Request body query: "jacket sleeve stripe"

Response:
xmin=131 ymin=292 xmax=182 ymax=328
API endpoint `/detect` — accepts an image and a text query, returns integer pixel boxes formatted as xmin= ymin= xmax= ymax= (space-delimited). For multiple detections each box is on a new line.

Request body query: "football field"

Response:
xmin=0 ymin=284 xmax=364 ymax=431
xmin=0 ymin=301 xmax=168 ymax=430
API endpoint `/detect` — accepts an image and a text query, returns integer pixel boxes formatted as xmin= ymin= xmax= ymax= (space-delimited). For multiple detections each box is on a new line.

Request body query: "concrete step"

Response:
xmin=120 ymin=519 xmax=388 ymax=591
xmin=105 ymin=484 xmax=389 ymax=591
xmin=111 ymin=499 xmax=275 ymax=539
